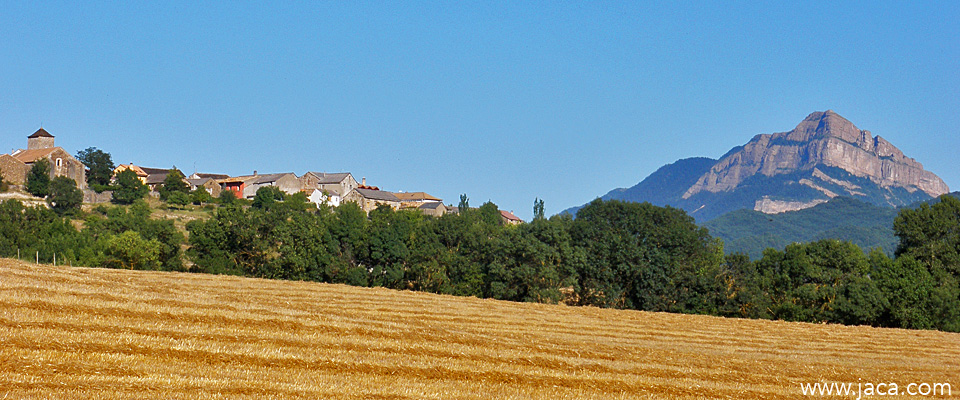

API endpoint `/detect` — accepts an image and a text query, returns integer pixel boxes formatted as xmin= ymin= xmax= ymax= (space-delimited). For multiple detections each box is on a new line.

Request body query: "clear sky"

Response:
xmin=2 ymin=1 xmax=958 ymax=220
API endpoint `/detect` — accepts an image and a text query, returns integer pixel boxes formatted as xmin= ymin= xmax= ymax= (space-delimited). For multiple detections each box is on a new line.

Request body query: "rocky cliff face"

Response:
xmin=683 ymin=111 xmax=949 ymax=201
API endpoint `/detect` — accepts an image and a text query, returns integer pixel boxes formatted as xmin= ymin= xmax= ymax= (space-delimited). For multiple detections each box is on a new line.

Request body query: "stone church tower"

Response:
xmin=27 ymin=128 xmax=55 ymax=150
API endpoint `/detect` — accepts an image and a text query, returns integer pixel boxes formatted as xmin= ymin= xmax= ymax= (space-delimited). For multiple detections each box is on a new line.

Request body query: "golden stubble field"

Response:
xmin=1 ymin=259 xmax=957 ymax=399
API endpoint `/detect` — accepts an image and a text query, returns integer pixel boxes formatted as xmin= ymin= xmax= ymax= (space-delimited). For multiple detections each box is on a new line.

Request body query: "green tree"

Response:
xmin=166 ymin=191 xmax=191 ymax=209
xmin=76 ymin=147 xmax=115 ymax=189
xmin=190 ymin=188 xmax=212 ymax=205
xmin=330 ymin=202 xmax=369 ymax=285
xmin=252 ymin=186 xmax=286 ymax=209
xmin=716 ymin=253 xmax=771 ymax=319
xmin=158 ymin=168 xmax=189 ymax=201
xmin=186 ymin=205 xmax=269 ymax=276
xmin=458 ymin=194 xmax=469 ymax=213
xmin=895 ymin=195 xmax=960 ymax=277
xmin=112 ymin=169 xmax=148 ymax=204
xmin=104 ymin=230 xmax=162 ymax=270
xmin=26 ymin=158 xmax=51 ymax=197
xmin=751 ymin=240 xmax=887 ymax=326
xmin=281 ymin=191 xmax=312 ymax=213
xmin=892 ymin=195 xmax=960 ymax=331
xmin=47 ymin=176 xmax=83 ymax=215
xmin=218 ymin=189 xmax=238 ymax=205
xmin=0 ymin=199 xmax=89 ymax=266
xmin=362 ymin=205 xmax=413 ymax=288
xmin=533 ymin=198 xmax=545 ymax=221
xmin=477 ymin=201 xmax=502 ymax=225
xmin=84 ymin=199 xmax=184 ymax=271
xmin=570 ymin=199 xmax=724 ymax=312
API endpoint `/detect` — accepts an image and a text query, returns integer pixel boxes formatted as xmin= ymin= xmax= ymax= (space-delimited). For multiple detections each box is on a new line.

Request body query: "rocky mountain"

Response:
xmin=564 ymin=111 xmax=950 ymax=221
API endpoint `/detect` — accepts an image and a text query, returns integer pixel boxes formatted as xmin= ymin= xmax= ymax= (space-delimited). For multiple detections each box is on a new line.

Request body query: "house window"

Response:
xmin=56 ymin=158 xmax=62 ymax=167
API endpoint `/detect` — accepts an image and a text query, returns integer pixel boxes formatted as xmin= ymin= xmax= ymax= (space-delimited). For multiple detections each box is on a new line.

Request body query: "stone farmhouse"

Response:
xmin=187 ymin=172 xmax=228 ymax=197
xmin=187 ymin=178 xmax=222 ymax=197
xmin=393 ymin=192 xmax=442 ymax=208
xmin=218 ymin=172 xmax=301 ymax=199
xmin=113 ymin=164 xmax=150 ymax=183
xmin=1 ymin=129 xmax=86 ymax=189
xmin=141 ymin=167 xmax=175 ymax=192
xmin=500 ymin=210 xmax=523 ymax=225
xmin=343 ymin=187 xmax=402 ymax=212
xmin=299 ymin=172 xmax=358 ymax=197
xmin=394 ymin=191 xmax=446 ymax=217
xmin=417 ymin=202 xmax=448 ymax=217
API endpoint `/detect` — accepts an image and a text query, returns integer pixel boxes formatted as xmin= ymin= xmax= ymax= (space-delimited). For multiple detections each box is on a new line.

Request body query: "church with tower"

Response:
xmin=1 ymin=128 xmax=87 ymax=190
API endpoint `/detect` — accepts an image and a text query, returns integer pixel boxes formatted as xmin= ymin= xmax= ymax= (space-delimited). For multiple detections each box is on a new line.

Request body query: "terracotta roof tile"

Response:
xmin=353 ymin=188 xmax=401 ymax=202
xmin=217 ymin=175 xmax=256 ymax=184
xmin=115 ymin=164 xmax=149 ymax=177
xmin=392 ymin=192 xmax=442 ymax=202
xmin=12 ymin=148 xmax=58 ymax=163
xmin=500 ymin=210 xmax=522 ymax=222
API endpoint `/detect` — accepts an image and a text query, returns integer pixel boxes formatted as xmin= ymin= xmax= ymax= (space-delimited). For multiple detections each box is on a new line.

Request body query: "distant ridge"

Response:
xmin=561 ymin=157 xmax=715 ymax=217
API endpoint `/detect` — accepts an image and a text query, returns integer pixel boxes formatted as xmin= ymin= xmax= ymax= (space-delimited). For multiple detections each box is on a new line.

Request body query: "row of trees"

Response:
xmin=1 ymin=178 xmax=958 ymax=332
xmin=0 ymin=199 xmax=183 ymax=271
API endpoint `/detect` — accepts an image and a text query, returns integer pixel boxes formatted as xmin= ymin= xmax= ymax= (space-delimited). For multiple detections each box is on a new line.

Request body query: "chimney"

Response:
xmin=362 ymin=177 xmax=366 ymax=186
xmin=254 ymin=170 xmax=258 ymax=176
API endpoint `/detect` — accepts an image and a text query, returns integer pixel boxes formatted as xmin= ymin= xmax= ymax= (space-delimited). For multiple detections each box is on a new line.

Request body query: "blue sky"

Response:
xmin=2 ymin=1 xmax=958 ymax=220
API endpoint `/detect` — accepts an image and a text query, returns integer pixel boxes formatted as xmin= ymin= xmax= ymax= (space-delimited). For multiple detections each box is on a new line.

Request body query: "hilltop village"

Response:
xmin=0 ymin=128 xmax=523 ymax=224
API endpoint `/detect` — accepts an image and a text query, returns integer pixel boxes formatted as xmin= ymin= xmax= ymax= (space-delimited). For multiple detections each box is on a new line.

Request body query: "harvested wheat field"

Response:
xmin=1 ymin=259 xmax=958 ymax=399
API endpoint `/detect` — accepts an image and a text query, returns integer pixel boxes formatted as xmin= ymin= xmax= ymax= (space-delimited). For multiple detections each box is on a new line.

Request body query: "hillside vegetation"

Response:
xmin=704 ymin=197 xmax=900 ymax=259
xmin=1 ymin=258 xmax=958 ymax=399
xmin=704 ymin=193 xmax=960 ymax=260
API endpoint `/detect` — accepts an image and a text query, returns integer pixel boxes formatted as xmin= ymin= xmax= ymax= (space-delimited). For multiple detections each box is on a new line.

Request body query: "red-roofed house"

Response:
xmin=500 ymin=210 xmax=523 ymax=225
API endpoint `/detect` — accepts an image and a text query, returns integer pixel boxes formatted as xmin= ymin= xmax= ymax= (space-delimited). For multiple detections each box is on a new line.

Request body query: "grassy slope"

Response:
xmin=1 ymin=259 xmax=958 ymax=399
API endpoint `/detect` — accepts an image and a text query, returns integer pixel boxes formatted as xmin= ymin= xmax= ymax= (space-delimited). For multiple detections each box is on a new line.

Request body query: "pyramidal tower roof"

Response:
xmin=28 ymin=128 xmax=54 ymax=138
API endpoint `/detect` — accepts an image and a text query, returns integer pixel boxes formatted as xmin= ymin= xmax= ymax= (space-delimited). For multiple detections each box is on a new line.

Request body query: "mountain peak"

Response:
xmin=680 ymin=110 xmax=948 ymax=213
xmin=778 ymin=110 xmax=866 ymax=144
xmin=570 ymin=111 xmax=949 ymax=222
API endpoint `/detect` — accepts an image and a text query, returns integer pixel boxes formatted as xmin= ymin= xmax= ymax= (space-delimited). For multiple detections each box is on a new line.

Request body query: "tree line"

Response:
xmin=0 ymin=183 xmax=958 ymax=332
